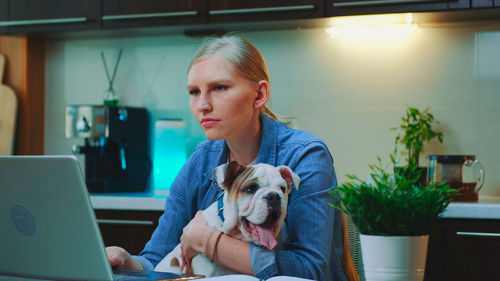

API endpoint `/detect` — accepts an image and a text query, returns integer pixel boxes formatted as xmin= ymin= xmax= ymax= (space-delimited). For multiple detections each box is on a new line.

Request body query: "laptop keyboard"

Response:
xmin=114 ymin=273 xmax=154 ymax=281
xmin=112 ymin=269 xmax=202 ymax=281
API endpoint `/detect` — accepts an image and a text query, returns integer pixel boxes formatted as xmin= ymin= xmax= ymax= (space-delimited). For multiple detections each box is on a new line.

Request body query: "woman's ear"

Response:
xmin=254 ymin=80 xmax=270 ymax=110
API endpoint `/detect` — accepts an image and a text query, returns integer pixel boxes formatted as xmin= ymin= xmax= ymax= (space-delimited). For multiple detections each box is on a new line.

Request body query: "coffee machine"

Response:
xmin=65 ymin=105 xmax=150 ymax=193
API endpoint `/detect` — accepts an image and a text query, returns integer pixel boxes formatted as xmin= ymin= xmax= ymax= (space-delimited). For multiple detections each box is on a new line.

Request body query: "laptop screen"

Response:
xmin=0 ymin=156 xmax=114 ymax=281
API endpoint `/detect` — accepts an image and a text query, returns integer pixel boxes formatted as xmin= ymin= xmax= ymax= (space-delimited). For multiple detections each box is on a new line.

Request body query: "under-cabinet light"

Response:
xmin=326 ymin=13 xmax=417 ymax=42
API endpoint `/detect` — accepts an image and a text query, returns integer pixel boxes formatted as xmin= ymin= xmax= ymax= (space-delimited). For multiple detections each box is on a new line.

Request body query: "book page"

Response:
xmin=268 ymin=276 xmax=314 ymax=281
xmin=201 ymin=275 xmax=314 ymax=281
xmin=201 ymin=275 xmax=257 ymax=281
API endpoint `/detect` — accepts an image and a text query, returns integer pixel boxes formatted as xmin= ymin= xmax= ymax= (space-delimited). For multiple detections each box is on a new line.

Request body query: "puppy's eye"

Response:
xmin=244 ymin=183 xmax=259 ymax=194
xmin=280 ymin=186 xmax=287 ymax=193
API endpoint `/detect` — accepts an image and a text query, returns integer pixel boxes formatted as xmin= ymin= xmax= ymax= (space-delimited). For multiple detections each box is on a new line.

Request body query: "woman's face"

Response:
xmin=187 ymin=54 xmax=261 ymax=141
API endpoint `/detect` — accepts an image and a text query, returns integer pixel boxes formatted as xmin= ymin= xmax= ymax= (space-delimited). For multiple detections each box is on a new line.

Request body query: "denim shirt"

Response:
xmin=135 ymin=115 xmax=347 ymax=281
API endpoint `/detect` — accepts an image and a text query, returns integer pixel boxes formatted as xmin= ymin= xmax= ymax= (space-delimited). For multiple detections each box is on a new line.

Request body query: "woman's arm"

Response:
xmin=106 ymin=246 xmax=144 ymax=270
xmin=132 ymin=153 xmax=200 ymax=270
xmin=105 ymin=151 xmax=197 ymax=271
xmin=136 ymin=187 xmax=189 ymax=270
xmin=179 ymin=211 xmax=254 ymax=275
xmin=214 ymin=234 xmax=253 ymax=274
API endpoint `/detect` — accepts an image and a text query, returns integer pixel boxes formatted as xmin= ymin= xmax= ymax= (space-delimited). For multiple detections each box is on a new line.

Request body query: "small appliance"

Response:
xmin=65 ymin=105 xmax=150 ymax=193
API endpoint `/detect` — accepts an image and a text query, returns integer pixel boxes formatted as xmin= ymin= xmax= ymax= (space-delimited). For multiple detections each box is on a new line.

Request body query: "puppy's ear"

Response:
xmin=278 ymin=166 xmax=300 ymax=191
xmin=213 ymin=161 xmax=245 ymax=191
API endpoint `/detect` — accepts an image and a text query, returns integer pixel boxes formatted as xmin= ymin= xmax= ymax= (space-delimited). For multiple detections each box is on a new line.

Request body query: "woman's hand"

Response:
xmin=105 ymin=246 xmax=144 ymax=270
xmin=180 ymin=211 xmax=210 ymax=273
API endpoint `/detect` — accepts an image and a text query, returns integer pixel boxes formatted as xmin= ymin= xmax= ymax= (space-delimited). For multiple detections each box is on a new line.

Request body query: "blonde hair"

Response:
xmin=189 ymin=34 xmax=292 ymax=126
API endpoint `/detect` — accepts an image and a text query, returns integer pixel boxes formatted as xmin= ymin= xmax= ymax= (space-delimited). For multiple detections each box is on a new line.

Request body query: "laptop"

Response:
xmin=0 ymin=155 xmax=202 ymax=281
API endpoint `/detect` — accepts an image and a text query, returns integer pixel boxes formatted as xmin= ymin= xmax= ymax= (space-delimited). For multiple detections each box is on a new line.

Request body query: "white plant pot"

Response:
xmin=360 ymin=234 xmax=429 ymax=281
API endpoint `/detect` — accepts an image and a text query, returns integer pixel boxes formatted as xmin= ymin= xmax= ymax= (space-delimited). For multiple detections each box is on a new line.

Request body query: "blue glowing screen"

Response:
xmin=153 ymin=120 xmax=187 ymax=197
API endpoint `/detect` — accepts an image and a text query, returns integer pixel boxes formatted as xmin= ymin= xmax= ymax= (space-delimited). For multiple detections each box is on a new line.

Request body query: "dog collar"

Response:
xmin=217 ymin=191 xmax=225 ymax=222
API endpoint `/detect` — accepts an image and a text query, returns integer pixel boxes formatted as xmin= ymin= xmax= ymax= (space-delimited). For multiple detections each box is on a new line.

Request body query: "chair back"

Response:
xmin=341 ymin=212 xmax=362 ymax=281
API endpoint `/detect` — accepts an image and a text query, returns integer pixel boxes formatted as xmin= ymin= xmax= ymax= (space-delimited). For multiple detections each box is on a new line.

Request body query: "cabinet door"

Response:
xmin=424 ymin=227 xmax=445 ymax=281
xmin=208 ymin=0 xmax=324 ymax=23
xmin=102 ymin=0 xmax=206 ymax=30
xmin=0 ymin=0 xmax=7 ymax=34
xmin=95 ymin=209 xmax=163 ymax=255
xmin=5 ymin=0 xmax=99 ymax=34
xmin=443 ymin=219 xmax=500 ymax=281
xmin=327 ymin=0 xmax=468 ymax=17
xmin=471 ymin=0 xmax=493 ymax=8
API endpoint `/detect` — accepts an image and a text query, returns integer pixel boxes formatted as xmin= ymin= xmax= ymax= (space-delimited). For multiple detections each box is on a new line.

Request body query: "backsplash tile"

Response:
xmin=45 ymin=23 xmax=500 ymax=196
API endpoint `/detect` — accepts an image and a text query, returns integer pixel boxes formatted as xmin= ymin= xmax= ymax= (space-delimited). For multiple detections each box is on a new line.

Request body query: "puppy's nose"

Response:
xmin=265 ymin=192 xmax=281 ymax=206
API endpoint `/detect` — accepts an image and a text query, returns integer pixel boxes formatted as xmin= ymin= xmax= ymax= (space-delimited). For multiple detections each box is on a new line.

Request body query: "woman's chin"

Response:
xmin=204 ymin=131 xmax=225 ymax=141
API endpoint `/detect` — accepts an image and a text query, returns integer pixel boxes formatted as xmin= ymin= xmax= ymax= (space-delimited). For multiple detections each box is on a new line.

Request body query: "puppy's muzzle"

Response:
xmin=265 ymin=192 xmax=281 ymax=206
xmin=259 ymin=192 xmax=282 ymax=229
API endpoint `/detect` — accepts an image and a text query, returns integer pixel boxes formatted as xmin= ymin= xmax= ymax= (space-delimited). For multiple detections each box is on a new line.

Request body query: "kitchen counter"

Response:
xmin=90 ymin=193 xmax=167 ymax=211
xmin=441 ymin=196 xmax=500 ymax=220
xmin=91 ymin=194 xmax=500 ymax=219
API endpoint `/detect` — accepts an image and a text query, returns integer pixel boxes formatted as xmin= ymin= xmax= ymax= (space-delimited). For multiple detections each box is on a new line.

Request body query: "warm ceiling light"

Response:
xmin=325 ymin=13 xmax=418 ymax=42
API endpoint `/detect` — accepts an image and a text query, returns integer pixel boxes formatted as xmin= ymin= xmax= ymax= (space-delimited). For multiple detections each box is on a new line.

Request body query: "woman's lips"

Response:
xmin=201 ymin=118 xmax=219 ymax=128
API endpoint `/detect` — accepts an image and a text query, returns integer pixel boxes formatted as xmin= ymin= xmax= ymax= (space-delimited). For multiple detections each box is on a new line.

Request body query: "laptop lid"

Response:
xmin=0 ymin=155 xmax=114 ymax=281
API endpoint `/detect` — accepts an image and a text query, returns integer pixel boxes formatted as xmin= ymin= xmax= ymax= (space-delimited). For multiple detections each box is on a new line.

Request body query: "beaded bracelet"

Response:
xmin=206 ymin=230 xmax=216 ymax=261
xmin=210 ymin=231 xmax=223 ymax=263
xmin=202 ymin=228 xmax=214 ymax=257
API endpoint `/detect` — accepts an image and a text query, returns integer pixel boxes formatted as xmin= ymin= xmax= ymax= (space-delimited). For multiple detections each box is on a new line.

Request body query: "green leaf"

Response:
xmin=328 ymin=154 xmax=456 ymax=236
xmin=392 ymin=106 xmax=444 ymax=166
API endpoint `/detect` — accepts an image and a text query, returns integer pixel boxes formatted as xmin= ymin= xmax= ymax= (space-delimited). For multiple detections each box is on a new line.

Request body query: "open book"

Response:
xmin=201 ymin=275 xmax=314 ymax=281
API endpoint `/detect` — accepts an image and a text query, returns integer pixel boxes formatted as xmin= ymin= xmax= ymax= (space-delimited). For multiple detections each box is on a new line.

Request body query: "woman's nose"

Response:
xmin=197 ymin=92 xmax=212 ymax=112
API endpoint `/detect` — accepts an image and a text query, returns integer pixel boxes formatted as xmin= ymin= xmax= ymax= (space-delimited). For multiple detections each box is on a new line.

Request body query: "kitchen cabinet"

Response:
xmin=207 ymin=0 xmax=324 ymax=23
xmin=95 ymin=209 xmax=163 ymax=255
xmin=420 ymin=218 xmax=500 ymax=281
xmin=472 ymin=0 xmax=494 ymax=8
xmin=101 ymin=0 xmax=207 ymax=30
xmin=442 ymin=218 xmax=500 ymax=281
xmin=0 ymin=0 xmax=7 ymax=34
xmin=424 ymin=228 xmax=446 ymax=281
xmin=0 ymin=0 xmax=499 ymax=36
xmin=327 ymin=0 xmax=469 ymax=17
xmin=1 ymin=0 xmax=100 ymax=35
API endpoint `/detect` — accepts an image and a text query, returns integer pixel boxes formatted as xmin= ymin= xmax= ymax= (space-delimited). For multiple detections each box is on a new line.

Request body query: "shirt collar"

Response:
xmin=255 ymin=114 xmax=278 ymax=166
xmin=205 ymin=114 xmax=279 ymax=184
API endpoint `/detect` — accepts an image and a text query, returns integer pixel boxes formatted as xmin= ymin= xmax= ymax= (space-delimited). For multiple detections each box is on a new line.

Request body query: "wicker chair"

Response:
xmin=341 ymin=212 xmax=363 ymax=281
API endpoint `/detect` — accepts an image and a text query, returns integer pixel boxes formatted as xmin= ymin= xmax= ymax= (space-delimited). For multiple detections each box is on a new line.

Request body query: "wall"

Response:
xmin=45 ymin=20 xmax=500 ymax=197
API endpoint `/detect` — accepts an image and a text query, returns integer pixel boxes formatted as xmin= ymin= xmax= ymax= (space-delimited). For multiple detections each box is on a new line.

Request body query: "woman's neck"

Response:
xmin=226 ymin=116 xmax=262 ymax=166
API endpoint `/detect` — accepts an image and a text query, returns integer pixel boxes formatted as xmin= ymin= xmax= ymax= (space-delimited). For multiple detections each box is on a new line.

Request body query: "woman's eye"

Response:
xmin=188 ymin=89 xmax=200 ymax=95
xmin=244 ymin=183 xmax=258 ymax=193
xmin=213 ymin=85 xmax=228 ymax=92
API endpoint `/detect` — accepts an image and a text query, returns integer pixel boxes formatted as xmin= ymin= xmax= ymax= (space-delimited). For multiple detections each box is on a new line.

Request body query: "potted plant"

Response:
xmin=329 ymin=154 xmax=457 ymax=281
xmin=392 ymin=106 xmax=443 ymax=168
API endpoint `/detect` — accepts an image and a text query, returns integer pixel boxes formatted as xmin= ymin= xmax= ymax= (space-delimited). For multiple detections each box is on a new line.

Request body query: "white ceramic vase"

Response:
xmin=360 ymin=234 xmax=429 ymax=281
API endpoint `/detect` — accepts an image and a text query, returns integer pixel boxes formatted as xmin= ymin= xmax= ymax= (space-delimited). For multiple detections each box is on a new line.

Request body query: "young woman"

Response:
xmin=106 ymin=35 xmax=347 ymax=281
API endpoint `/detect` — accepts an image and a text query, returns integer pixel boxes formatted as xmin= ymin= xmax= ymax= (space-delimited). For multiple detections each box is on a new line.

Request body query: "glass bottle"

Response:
xmin=103 ymin=87 xmax=119 ymax=106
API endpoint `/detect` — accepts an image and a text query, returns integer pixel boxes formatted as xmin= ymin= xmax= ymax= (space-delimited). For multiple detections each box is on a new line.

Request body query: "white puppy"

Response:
xmin=154 ymin=161 xmax=300 ymax=277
